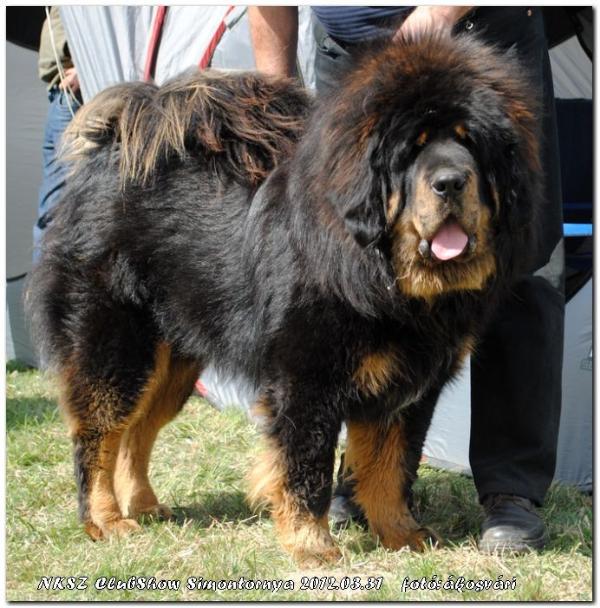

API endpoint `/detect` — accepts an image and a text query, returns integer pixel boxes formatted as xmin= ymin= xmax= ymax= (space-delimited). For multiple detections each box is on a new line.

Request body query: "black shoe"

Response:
xmin=478 ymin=494 xmax=546 ymax=553
xmin=328 ymin=495 xmax=368 ymax=529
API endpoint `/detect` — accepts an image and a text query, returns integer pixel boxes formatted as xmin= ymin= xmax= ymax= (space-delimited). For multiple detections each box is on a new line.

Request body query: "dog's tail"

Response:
xmin=62 ymin=69 xmax=312 ymax=188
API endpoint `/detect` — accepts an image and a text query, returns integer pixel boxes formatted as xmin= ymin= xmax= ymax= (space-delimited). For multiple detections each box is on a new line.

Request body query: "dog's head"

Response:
xmin=311 ymin=33 xmax=541 ymax=301
xmin=390 ymin=121 xmax=498 ymax=298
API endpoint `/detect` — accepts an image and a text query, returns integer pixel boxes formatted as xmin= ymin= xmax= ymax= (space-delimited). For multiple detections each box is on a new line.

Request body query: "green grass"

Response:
xmin=6 ymin=363 xmax=592 ymax=601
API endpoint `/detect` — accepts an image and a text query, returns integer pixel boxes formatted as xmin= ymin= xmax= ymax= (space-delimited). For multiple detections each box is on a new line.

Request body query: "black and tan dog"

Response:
xmin=27 ymin=33 xmax=541 ymax=565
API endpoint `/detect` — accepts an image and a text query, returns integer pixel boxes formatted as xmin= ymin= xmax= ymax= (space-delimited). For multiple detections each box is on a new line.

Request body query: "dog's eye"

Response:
xmin=416 ymin=130 xmax=428 ymax=147
xmin=454 ymin=123 xmax=468 ymax=140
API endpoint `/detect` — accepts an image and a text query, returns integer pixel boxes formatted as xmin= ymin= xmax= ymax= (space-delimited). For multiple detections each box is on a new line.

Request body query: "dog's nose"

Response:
xmin=431 ymin=171 xmax=466 ymax=198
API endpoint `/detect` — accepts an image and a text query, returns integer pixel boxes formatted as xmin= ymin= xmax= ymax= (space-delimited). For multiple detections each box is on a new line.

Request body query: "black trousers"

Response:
xmin=314 ymin=7 xmax=565 ymax=506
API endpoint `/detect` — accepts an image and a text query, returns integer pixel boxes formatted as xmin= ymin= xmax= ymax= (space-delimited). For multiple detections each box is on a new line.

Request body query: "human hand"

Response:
xmin=394 ymin=6 xmax=472 ymax=41
xmin=59 ymin=66 xmax=80 ymax=94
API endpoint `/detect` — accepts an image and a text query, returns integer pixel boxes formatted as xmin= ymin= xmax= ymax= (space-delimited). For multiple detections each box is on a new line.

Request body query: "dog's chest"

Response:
xmin=351 ymin=324 xmax=471 ymax=411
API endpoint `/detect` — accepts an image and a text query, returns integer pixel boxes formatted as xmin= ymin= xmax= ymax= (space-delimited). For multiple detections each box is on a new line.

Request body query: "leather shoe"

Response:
xmin=479 ymin=494 xmax=546 ymax=553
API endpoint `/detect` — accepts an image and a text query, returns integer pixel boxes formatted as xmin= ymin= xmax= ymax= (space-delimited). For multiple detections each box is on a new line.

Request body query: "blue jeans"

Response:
xmin=33 ymin=87 xmax=81 ymax=261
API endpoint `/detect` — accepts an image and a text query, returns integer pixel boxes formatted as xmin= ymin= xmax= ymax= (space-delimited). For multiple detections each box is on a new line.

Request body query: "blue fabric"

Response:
xmin=311 ymin=6 xmax=411 ymax=43
xmin=34 ymin=87 xmax=80 ymax=261
xmin=564 ymin=223 xmax=593 ymax=237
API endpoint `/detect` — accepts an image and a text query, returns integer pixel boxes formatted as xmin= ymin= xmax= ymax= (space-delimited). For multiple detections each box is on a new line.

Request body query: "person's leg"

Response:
xmin=34 ymin=88 xmax=81 ymax=261
xmin=466 ymin=7 xmax=565 ymax=551
xmin=470 ymin=286 xmax=564 ymax=505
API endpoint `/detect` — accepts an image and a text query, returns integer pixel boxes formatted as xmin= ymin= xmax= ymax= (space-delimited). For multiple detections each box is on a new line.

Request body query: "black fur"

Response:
xmin=26 ymin=33 xmax=541 ymax=557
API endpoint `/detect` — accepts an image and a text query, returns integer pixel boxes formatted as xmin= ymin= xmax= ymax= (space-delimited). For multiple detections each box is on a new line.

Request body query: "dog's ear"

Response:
xmin=333 ymin=136 xmax=389 ymax=248
xmin=487 ymin=135 xmax=542 ymax=279
xmin=342 ymin=170 xmax=386 ymax=247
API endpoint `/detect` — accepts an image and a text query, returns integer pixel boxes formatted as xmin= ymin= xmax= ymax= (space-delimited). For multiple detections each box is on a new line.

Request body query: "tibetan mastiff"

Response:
xmin=27 ymin=33 xmax=540 ymax=565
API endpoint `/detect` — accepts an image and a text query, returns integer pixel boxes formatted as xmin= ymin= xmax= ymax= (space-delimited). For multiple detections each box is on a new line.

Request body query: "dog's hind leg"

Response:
xmin=60 ymin=365 xmax=145 ymax=540
xmin=73 ymin=428 xmax=140 ymax=540
xmin=114 ymin=347 xmax=200 ymax=520
xmin=60 ymin=339 xmax=184 ymax=540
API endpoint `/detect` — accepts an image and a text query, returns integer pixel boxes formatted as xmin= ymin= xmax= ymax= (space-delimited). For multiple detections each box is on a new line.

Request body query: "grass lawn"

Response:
xmin=6 ymin=362 xmax=592 ymax=601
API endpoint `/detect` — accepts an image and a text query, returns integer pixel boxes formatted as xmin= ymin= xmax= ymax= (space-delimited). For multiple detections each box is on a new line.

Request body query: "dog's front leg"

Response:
xmin=343 ymin=417 xmax=427 ymax=550
xmin=248 ymin=389 xmax=343 ymax=567
xmin=343 ymin=388 xmax=442 ymax=551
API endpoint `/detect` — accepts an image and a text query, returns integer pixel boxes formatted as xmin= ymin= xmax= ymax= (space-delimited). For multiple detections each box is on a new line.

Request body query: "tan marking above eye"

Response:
xmin=454 ymin=123 xmax=468 ymax=139
xmin=416 ymin=131 xmax=428 ymax=146
xmin=386 ymin=192 xmax=401 ymax=223
xmin=491 ymin=185 xmax=501 ymax=218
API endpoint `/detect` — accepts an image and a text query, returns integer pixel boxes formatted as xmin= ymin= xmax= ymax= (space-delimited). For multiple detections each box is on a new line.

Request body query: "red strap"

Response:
xmin=198 ymin=6 xmax=235 ymax=70
xmin=194 ymin=379 xmax=208 ymax=397
xmin=144 ymin=5 xmax=168 ymax=82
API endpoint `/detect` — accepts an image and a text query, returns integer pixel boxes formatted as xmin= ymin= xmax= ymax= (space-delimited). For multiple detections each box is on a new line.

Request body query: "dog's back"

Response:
xmin=24 ymin=69 xmax=310 ymax=539
xmin=27 ymin=70 xmax=310 ymax=370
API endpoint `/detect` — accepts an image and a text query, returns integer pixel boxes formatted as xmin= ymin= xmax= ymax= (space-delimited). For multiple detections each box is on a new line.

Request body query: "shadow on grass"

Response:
xmin=6 ymin=360 xmax=34 ymax=373
xmin=170 ymin=472 xmax=591 ymax=557
xmin=6 ymin=396 xmax=59 ymax=430
xmin=542 ymin=484 xmax=592 ymax=556
xmin=412 ymin=467 xmax=482 ymax=546
xmin=173 ymin=490 xmax=258 ymax=529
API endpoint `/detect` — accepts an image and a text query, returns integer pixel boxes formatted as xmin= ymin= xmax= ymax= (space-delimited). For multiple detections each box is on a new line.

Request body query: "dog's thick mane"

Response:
xmin=62 ymin=70 xmax=312 ymax=188
xmin=285 ymin=33 xmax=542 ymax=312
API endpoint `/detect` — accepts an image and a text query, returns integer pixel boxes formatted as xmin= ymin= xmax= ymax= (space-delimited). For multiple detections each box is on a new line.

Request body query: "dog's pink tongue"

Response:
xmin=430 ymin=222 xmax=469 ymax=261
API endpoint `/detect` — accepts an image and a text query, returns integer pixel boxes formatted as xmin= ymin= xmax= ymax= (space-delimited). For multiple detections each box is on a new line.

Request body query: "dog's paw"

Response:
xmin=84 ymin=521 xmax=104 ymax=541
xmin=281 ymin=521 xmax=343 ymax=567
xmin=105 ymin=518 xmax=142 ymax=538
xmin=292 ymin=543 xmax=343 ymax=569
xmin=379 ymin=524 xmax=441 ymax=552
xmin=85 ymin=518 xmax=142 ymax=540
xmin=136 ymin=503 xmax=174 ymax=521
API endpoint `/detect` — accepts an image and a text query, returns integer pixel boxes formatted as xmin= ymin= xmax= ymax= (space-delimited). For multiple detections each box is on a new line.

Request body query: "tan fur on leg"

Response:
xmin=114 ymin=425 xmax=170 ymax=520
xmin=88 ymin=429 xmax=141 ymax=538
xmin=345 ymin=420 xmax=434 ymax=551
xmin=248 ymin=437 xmax=341 ymax=566
xmin=114 ymin=343 xmax=199 ymax=519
